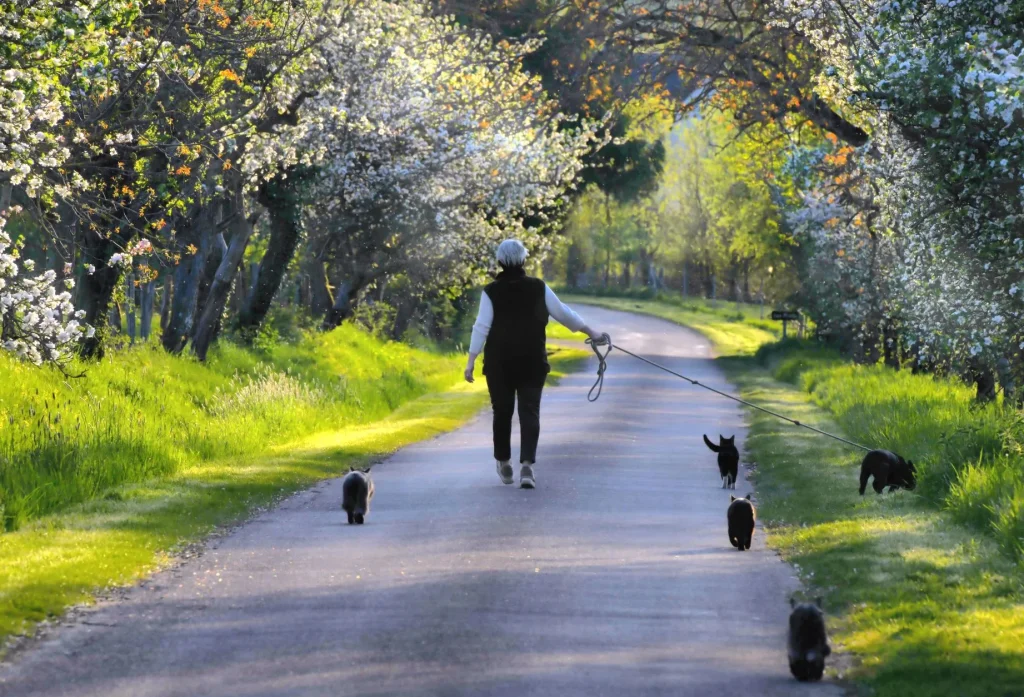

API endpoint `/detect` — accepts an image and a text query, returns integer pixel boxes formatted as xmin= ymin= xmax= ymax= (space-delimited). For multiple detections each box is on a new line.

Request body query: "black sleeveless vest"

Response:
xmin=482 ymin=267 xmax=549 ymax=385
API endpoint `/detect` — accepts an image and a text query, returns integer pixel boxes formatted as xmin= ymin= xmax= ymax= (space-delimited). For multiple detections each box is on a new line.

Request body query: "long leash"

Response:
xmin=585 ymin=335 xmax=874 ymax=454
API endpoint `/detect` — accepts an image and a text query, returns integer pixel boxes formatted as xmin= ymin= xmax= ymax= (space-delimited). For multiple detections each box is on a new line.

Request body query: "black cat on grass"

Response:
xmin=859 ymin=449 xmax=916 ymax=495
xmin=342 ymin=467 xmax=375 ymax=524
xmin=788 ymin=598 xmax=831 ymax=681
xmin=727 ymin=494 xmax=755 ymax=551
xmin=703 ymin=434 xmax=739 ymax=489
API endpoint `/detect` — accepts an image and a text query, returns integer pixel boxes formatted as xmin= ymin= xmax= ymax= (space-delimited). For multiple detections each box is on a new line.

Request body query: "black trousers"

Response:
xmin=486 ymin=372 xmax=544 ymax=464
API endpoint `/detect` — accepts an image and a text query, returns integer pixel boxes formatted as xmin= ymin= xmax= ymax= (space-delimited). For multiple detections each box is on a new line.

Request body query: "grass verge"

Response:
xmin=723 ymin=358 xmax=1024 ymax=697
xmin=0 ymin=331 xmax=587 ymax=647
xmin=597 ymin=295 xmax=1024 ymax=696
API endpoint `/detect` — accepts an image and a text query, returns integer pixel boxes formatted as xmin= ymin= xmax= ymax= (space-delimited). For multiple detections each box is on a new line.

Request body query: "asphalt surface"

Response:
xmin=0 ymin=306 xmax=843 ymax=697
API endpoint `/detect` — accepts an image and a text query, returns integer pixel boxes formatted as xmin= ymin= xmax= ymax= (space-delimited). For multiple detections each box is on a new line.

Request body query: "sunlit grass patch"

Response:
xmin=750 ymin=341 xmax=1024 ymax=562
xmin=723 ymin=359 xmax=1024 ymax=697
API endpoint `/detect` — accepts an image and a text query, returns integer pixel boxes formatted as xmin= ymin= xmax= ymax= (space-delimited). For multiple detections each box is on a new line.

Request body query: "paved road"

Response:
xmin=0 ymin=307 xmax=841 ymax=697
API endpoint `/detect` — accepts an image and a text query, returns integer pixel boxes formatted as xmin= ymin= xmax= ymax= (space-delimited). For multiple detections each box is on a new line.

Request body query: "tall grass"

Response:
xmin=0 ymin=326 xmax=463 ymax=531
xmin=754 ymin=340 xmax=1024 ymax=561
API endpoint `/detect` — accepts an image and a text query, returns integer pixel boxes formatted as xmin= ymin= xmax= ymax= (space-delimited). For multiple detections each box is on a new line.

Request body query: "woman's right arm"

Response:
xmin=544 ymin=285 xmax=605 ymax=343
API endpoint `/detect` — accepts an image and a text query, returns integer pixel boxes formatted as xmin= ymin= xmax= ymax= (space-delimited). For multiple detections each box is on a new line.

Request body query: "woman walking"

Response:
xmin=464 ymin=240 xmax=606 ymax=489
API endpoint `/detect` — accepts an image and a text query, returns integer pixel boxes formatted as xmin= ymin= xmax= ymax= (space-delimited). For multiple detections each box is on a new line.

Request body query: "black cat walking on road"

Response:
xmin=704 ymin=434 xmax=739 ymax=489
xmin=727 ymin=494 xmax=756 ymax=551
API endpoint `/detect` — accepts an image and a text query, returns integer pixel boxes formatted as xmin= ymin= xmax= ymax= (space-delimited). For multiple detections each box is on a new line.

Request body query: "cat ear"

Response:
xmin=719 ymin=434 xmax=725 ymax=441
xmin=363 ymin=466 xmax=373 ymax=474
xmin=746 ymin=492 xmax=754 ymax=500
xmin=789 ymin=597 xmax=797 ymax=608
xmin=814 ymin=596 xmax=823 ymax=609
xmin=730 ymin=495 xmax=737 ymax=502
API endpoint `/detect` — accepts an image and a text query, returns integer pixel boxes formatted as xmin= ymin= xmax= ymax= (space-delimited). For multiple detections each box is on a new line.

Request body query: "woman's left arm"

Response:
xmin=465 ymin=292 xmax=493 ymax=382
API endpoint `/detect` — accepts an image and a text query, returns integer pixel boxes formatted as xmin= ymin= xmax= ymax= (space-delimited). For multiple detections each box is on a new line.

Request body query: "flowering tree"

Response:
xmin=757 ymin=0 xmax=1022 ymax=395
xmin=238 ymin=1 xmax=600 ymax=332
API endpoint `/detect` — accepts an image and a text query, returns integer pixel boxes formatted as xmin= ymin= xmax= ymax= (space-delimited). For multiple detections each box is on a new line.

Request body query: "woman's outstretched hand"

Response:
xmin=464 ymin=357 xmax=476 ymax=383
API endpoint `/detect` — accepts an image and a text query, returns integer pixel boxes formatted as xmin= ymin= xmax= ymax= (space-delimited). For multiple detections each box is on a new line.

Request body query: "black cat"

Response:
xmin=704 ymin=434 xmax=739 ymax=489
xmin=788 ymin=598 xmax=831 ymax=681
xmin=342 ymin=467 xmax=375 ymax=524
xmin=727 ymin=494 xmax=756 ymax=551
xmin=858 ymin=449 xmax=916 ymax=495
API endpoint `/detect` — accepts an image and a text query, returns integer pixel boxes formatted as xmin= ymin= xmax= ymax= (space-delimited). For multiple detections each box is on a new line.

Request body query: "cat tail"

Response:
xmin=703 ymin=434 xmax=721 ymax=452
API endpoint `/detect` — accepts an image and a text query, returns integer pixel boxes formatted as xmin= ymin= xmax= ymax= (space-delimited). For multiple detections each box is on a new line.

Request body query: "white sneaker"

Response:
xmin=520 ymin=464 xmax=536 ymax=489
xmin=496 ymin=460 xmax=514 ymax=485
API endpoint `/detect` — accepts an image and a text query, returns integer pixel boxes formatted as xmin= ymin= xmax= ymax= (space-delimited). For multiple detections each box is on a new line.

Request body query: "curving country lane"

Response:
xmin=0 ymin=306 xmax=843 ymax=697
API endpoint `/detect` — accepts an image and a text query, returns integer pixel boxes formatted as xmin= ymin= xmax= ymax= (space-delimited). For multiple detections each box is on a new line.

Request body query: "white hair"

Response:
xmin=496 ymin=239 xmax=529 ymax=267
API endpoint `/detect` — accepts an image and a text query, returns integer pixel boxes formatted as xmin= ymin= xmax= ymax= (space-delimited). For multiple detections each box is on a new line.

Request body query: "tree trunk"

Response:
xmin=882 ymin=320 xmax=900 ymax=369
xmin=125 ymin=273 xmax=137 ymax=345
xmin=140 ymin=280 xmax=155 ymax=342
xmin=193 ymin=227 xmax=227 ymax=331
xmin=390 ymin=294 xmax=416 ymax=341
xmin=160 ymin=275 xmax=172 ymax=332
xmin=229 ymin=267 xmax=247 ymax=316
xmin=996 ymin=357 xmax=1016 ymax=407
xmin=192 ymin=191 xmax=257 ymax=361
xmin=161 ymin=252 xmax=203 ymax=352
xmin=77 ymin=226 xmax=126 ymax=358
xmin=161 ymin=206 xmax=217 ymax=353
xmin=108 ymin=302 xmax=121 ymax=332
xmin=971 ymin=361 xmax=997 ymax=403
xmin=306 ymin=254 xmax=333 ymax=319
xmin=238 ymin=177 xmax=306 ymax=335
xmin=322 ymin=276 xmax=366 ymax=330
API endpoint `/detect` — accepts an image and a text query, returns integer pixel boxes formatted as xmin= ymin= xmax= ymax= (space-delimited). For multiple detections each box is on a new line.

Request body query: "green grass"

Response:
xmin=591 ymin=296 xmax=1024 ymax=695
xmin=754 ymin=341 xmax=1024 ymax=562
xmin=722 ymin=358 xmax=1024 ymax=697
xmin=561 ymin=293 xmax=779 ymax=356
xmin=0 ymin=329 xmax=587 ymax=645
xmin=0 ymin=327 xmax=464 ymax=531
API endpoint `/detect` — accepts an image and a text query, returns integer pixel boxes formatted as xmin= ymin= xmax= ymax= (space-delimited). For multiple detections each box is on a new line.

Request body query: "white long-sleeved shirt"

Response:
xmin=469 ymin=284 xmax=587 ymax=355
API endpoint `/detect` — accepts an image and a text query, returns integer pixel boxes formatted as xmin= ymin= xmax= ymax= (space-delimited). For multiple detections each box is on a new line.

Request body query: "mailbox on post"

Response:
xmin=771 ymin=310 xmax=801 ymax=339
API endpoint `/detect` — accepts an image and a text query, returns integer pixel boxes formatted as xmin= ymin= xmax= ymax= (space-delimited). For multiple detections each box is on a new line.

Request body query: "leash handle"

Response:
xmin=585 ymin=333 xmax=612 ymax=403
